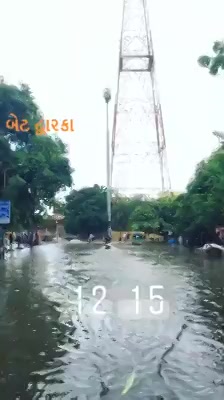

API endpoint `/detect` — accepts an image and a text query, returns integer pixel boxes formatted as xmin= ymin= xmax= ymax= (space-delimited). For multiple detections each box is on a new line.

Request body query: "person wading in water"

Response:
xmin=9 ymin=231 xmax=13 ymax=251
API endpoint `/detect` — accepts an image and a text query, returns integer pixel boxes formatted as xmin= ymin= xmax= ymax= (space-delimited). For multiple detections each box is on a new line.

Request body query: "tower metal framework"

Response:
xmin=111 ymin=0 xmax=171 ymax=197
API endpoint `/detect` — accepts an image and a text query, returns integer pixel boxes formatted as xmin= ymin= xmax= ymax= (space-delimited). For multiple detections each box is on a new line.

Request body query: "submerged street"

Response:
xmin=0 ymin=242 xmax=224 ymax=399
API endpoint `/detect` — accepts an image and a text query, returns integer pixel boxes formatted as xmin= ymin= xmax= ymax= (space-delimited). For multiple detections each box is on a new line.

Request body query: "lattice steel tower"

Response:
xmin=111 ymin=0 xmax=171 ymax=197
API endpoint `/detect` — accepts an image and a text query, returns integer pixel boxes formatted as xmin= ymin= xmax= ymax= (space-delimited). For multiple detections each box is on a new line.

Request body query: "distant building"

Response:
xmin=158 ymin=191 xmax=182 ymax=198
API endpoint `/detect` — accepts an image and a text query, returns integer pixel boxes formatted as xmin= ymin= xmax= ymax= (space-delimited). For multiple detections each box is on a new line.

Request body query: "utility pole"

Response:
xmin=103 ymin=88 xmax=112 ymax=240
xmin=3 ymin=168 xmax=9 ymax=189
xmin=3 ymin=170 xmax=6 ymax=189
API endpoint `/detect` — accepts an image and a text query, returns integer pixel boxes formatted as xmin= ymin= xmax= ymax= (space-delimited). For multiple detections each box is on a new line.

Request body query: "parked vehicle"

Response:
xmin=132 ymin=232 xmax=145 ymax=245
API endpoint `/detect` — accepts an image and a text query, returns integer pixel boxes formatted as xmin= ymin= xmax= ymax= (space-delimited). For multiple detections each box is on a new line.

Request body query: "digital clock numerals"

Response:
xmin=74 ymin=285 xmax=107 ymax=315
xmin=74 ymin=285 xmax=165 ymax=316
xmin=92 ymin=286 xmax=106 ymax=315
xmin=132 ymin=285 xmax=164 ymax=315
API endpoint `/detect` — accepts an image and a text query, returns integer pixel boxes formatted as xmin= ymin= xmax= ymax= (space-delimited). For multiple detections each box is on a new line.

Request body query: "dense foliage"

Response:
xmin=198 ymin=40 xmax=224 ymax=75
xmin=0 ymin=80 xmax=72 ymax=229
xmin=65 ymin=185 xmax=108 ymax=235
xmin=64 ymin=147 xmax=224 ymax=245
xmin=64 ymin=185 xmax=177 ymax=236
xmin=175 ymin=149 xmax=224 ymax=244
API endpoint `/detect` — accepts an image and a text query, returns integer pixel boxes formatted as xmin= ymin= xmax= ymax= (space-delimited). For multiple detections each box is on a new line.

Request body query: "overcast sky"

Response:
xmin=1 ymin=0 xmax=224 ymax=193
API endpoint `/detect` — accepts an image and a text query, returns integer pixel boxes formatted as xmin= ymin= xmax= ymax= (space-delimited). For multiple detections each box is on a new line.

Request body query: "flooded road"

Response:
xmin=0 ymin=241 xmax=224 ymax=399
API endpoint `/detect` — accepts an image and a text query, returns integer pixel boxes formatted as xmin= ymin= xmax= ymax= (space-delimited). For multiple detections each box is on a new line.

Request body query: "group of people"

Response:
xmin=119 ymin=232 xmax=130 ymax=242
xmin=0 ymin=226 xmax=41 ymax=259
xmin=0 ymin=229 xmax=16 ymax=258
xmin=20 ymin=231 xmax=40 ymax=247
xmin=4 ymin=231 xmax=16 ymax=249
xmin=0 ymin=230 xmax=15 ymax=251
xmin=87 ymin=232 xmax=112 ymax=245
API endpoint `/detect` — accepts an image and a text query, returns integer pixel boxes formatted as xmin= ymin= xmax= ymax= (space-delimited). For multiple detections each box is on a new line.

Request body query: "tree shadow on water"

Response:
xmin=0 ymin=258 xmax=65 ymax=400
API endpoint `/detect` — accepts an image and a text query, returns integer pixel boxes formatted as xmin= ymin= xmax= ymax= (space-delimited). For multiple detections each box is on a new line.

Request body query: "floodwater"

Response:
xmin=0 ymin=241 xmax=224 ymax=399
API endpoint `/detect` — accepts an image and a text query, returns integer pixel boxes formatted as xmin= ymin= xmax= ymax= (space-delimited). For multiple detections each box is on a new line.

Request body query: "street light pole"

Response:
xmin=3 ymin=167 xmax=11 ymax=189
xmin=103 ymin=88 xmax=112 ymax=241
xmin=3 ymin=170 xmax=6 ymax=189
xmin=2 ymin=165 xmax=21 ymax=189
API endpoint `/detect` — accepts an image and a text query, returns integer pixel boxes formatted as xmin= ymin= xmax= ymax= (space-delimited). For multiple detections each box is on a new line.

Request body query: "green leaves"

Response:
xmin=64 ymin=186 xmax=179 ymax=236
xmin=0 ymin=80 xmax=42 ymax=143
xmin=198 ymin=40 xmax=224 ymax=75
xmin=63 ymin=144 xmax=224 ymax=240
xmin=111 ymin=197 xmax=142 ymax=231
xmin=0 ymin=80 xmax=72 ymax=228
xmin=129 ymin=197 xmax=176 ymax=234
xmin=65 ymin=186 xmax=107 ymax=235
xmin=175 ymin=149 xmax=224 ymax=236
xmin=198 ymin=55 xmax=211 ymax=68
xmin=213 ymin=41 xmax=224 ymax=54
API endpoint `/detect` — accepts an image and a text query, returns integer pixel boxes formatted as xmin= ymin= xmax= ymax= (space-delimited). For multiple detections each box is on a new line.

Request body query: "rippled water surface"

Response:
xmin=0 ymin=241 xmax=224 ymax=399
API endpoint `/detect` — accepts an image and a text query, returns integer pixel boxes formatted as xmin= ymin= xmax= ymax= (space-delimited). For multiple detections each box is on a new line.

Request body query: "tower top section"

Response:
xmin=120 ymin=0 xmax=153 ymax=72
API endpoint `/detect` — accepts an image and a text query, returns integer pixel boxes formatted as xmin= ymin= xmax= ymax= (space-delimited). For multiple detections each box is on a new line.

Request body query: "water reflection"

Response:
xmin=0 ymin=242 xmax=223 ymax=399
xmin=0 ymin=252 xmax=62 ymax=399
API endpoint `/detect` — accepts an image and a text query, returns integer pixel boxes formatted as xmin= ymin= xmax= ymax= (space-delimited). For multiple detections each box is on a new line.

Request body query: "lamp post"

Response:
xmin=1 ymin=163 xmax=22 ymax=189
xmin=0 ymin=167 xmax=10 ymax=189
xmin=3 ymin=169 xmax=8 ymax=189
xmin=103 ymin=88 xmax=112 ymax=241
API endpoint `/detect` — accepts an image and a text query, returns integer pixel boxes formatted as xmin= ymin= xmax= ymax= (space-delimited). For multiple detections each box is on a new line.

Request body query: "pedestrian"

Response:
xmin=104 ymin=235 xmax=111 ymax=244
xmin=88 ymin=233 xmax=94 ymax=243
xmin=178 ymin=235 xmax=183 ymax=245
xmin=9 ymin=231 xmax=13 ymax=251
xmin=34 ymin=230 xmax=40 ymax=245
xmin=16 ymin=233 xmax=22 ymax=249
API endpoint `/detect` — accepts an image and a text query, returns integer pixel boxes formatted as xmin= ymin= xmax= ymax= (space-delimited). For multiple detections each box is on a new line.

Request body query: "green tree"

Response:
xmin=198 ymin=40 xmax=224 ymax=75
xmin=0 ymin=79 xmax=42 ymax=143
xmin=0 ymin=80 xmax=73 ymax=228
xmin=52 ymin=199 xmax=66 ymax=215
xmin=1 ymin=136 xmax=72 ymax=227
xmin=129 ymin=201 xmax=160 ymax=233
xmin=156 ymin=195 xmax=178 ymax=233
xmin=175 ymin=149 xmax=224 ymax=243
xmin=111 ymin=196 xmax=142 ymax=231
xmin=64 ymin=185 xmax=107 ymax=235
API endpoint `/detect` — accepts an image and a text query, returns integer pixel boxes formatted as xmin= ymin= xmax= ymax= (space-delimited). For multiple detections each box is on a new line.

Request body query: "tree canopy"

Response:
xmin=64 ymin=185 xmax=178 ymax=237
xmin=64 ymin=145 xmax=224 ymax=246
xmin=198 ymin=40 xmax=224 ymax=75
xmin=0 ymin=79 xmax=73 ymax=229
xmin=175 ymin=149 xmax=224 ymax=242
xmin=64 ymin=185 xmax=108 ymax=235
